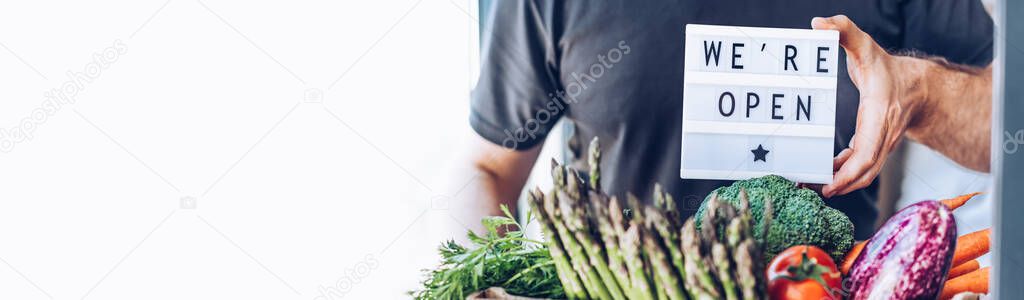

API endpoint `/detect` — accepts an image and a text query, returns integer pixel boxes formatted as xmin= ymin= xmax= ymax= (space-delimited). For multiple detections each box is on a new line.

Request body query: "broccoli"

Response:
xmin=695 ymin=175 xmax=855 ymax=262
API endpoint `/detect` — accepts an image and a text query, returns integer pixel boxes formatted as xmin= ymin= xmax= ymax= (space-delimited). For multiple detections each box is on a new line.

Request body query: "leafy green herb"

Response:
xmin=412 ymin=205 xmax=565 ymax=300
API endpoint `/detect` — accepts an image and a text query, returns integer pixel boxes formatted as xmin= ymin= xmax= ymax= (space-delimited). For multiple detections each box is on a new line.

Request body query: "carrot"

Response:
xmin=939 ymin=192 xmax=981 ymax=210
xmin=952 ymin=228 xmax=991 ymax=266
xmin=947 ymin=259 xmax=980 ymax=279
xmin=940 ymin=267 xmax=989 ymax=300
xmin=841 ymin=240 xmax=867 ymax=275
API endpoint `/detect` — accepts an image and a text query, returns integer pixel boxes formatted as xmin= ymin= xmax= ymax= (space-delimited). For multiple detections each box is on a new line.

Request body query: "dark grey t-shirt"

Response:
xmin=470 ymin=0 xmax=992 ymax=239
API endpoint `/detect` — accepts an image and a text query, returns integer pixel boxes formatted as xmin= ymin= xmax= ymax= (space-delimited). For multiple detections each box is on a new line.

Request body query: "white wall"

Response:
xmin=0 ymin=0 xmax=478 ymax=299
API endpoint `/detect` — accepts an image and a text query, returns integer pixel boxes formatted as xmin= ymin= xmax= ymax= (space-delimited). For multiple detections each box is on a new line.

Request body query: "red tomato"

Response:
xmin=767 ymin=245 xmax=843 ymax=300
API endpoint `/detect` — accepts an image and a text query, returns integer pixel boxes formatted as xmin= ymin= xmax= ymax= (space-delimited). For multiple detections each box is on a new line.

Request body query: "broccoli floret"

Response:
xmin=695 ymin=175 xmax=855 ymax=262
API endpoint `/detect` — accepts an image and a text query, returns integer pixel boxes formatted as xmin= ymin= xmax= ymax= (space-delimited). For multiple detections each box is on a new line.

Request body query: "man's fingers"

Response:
xmin=838 ymin=163 xmax=884 ymax=196
xmin=826 ymin=103 xmax=886 ymax=197
xmin=823 ymin=148 xmax=854 ymax=196
xmin=823 ymin=147 xmax=875 ymax=197
xmin=833 ymin=148 xmax=853 ymax=171
xmin=811 ymin=15 xmax=875 ymax=61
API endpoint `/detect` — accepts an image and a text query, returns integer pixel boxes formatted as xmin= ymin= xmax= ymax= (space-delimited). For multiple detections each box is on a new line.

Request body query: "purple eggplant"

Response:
xmin=846 ymin=200 xmax=957 ymax=300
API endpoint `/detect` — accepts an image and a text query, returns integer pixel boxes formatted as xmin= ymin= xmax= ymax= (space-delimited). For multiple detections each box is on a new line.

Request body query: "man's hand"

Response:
xmin=811 ymin=15 xmax=930 ymax=198
xmin=812 ymin=15 xmax=993 ymax=197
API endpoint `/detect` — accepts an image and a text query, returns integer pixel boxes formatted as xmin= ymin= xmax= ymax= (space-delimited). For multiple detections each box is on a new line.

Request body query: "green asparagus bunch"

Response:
xmin=528 ymin=137 xmax=771 ymax=299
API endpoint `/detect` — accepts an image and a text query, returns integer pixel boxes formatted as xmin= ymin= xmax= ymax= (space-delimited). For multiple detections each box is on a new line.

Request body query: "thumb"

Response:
xmin=811 ymin=15 xmax=876 ymax=61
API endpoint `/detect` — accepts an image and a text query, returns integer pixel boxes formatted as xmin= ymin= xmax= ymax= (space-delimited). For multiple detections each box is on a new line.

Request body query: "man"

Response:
xmin=456 ymin=1 xmax=993 ymax=239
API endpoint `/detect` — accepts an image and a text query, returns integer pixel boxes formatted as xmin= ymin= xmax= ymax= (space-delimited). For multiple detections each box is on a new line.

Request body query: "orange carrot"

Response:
xmin=841 ymin=240 xmax=867 ymax=275
xmin=947 ymin=259 xmax=980 ymax=279
xmin=952 ymin=228 xmax=991 ymax=266
xmin=940 ymin=267 xmax=989 ymax=300
xmin=940 ymin=192 xmax=981 ymax=210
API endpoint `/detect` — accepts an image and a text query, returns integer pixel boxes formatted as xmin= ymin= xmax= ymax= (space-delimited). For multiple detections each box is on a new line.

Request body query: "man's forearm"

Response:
xmin=450 ymin=165 xmax=520 ymax=234
xmin=904 ymin=58 xmax=992 ymax=172
xmin=448 ymin=136 xmax=541 ymax=236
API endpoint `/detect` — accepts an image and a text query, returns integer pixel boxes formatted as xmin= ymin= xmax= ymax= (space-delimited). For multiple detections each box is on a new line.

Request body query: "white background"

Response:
xmin=0 ymin=1 xmax=1000 ymax=299
xmin=0 ymin=0 xmax=484 ymax=299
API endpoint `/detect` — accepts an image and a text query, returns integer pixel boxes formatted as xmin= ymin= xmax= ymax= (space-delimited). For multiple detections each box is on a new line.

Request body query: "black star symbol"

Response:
xmin=751 ymin=144 xmax=769 ymax=162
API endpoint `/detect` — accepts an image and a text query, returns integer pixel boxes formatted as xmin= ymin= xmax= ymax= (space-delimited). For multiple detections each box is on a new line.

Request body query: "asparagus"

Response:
xmin=588 ymin=136 xmax=602 ymax=191
xmin=653 ymin=184 xmax=680 ymax=228
xmin=540 ymin=187 xmax=611 ymax=299
xmin=589 ymin=191 xmax=633 ymax=293
xmin=654 ymin=184 xmax=667 ymax=211
xmin=665 ymin=193 xmax=681 ymax=226
xmin=607 ymin=196 xmax=628 ymax=241
xmin=656 ymin=287 xmax=669 ymax=300
xmin=760 ymin=194 xmax=773 ymax=248
xmin=700 ymin=195 xmax=720 ymax=243
xmin=733 ymin=239 xmax=762 ymax=300
xmin=556 ymin=189 xmax=626 ymax=300
xmin=725 ymin=218 xmax=746 ymax=255
xmin=644 ymin=206 xmax=689 ymax=297
xmin=711 ymin=242 xmax=740 ymax=300
xmin=528 ymin=191 xmax=588 ymax=299
xmin=733 ymin=189 xmax=768 ymax=300
xmin=728 ymin=191 xmax=753 ymax=249
xmin=586 ymin=137 xmax=634 ymax=295
xmin=699 ymin=196 xmax=723 ymax=289
xmin=755 ymin=195 xmax=772 ymax=298
xmin=620 ymin=225 xmax=656 ymax=300
xmin=553 ymin=162 xmax=626 ymax=300
xmin=627 ymin=194 xmax=663 ymax=300
xmin=640 ymin=226 xmax=687 ymax=300
xmin=531 ymin=140 xmax=776 ymax=299
xmin=681 ymin=218 xmax=720 ymax=299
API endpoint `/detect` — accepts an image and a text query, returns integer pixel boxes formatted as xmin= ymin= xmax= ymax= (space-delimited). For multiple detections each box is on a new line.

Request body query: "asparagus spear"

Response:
xmin=654 ymin=184 xmax=667 ymax=210
xmin=608 ymin=196 xmax=628 ymax=241
xmin=620 ymin=225 xmax=656 ymax=300
xmin=725 ymin=217 xmax=746 ymax=250
xmin=681 ymin=218 xmax=721 ymax=299
xmin=733 ymin=239 xmax=762 ymax=300
xmin=556 ymin=187 xmax=626 ymax=300
xmin=665 ymin=193 xmax=681 ymax=226
xmin=628 ymin=194 xmax=664 ymax=300
xmin=732 ymin=190 xmax=768 ymax=300
xmin=653 ymin=184 xmax=681 ymax=228
xmin=640 ymin=226 xmax=687 ymax=300
xmin=609 ymin=197 xmax=656 ymax=300
xmin=700 ymin=195 xmax=720 ymax=243
xmin=540 ymin=187 xmax=611 ymax=300
xmin=698 ymin=195 xmax=723 ymax=288
xmin=755 ymin=196 xmax=772 ymax=298
xmin=588 ymin=136 xmax=602 ymax=192
xmin=711 ymin=242 xmax=740 ymax=300
xmin=727 ymin=190 xmax=752 ymax=249
xmin=589 ymin=191 xmax=633 ymax=293
xmin=644 ymin=206 xmax=689 ymax=297
xmin=528 ymin=191 xmax=588 ymax=299
xmin=760 ymin=194 xmax=773 ymax=249
xmin=586 ymin=137 xmax=635 ymax=296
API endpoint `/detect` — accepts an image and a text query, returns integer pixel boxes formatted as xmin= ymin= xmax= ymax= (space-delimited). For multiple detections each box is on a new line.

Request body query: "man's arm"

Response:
xmin=811 ymin=15 xmax=992 ymax=197
xmin=449 ymin=133 xmax=541 ymax=234
xmin=908 ymin=63 xmax=992 ymax=171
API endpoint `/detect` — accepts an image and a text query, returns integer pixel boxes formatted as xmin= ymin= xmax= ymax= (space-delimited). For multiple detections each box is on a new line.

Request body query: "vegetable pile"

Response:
xmin=528 ymin=138 xmax=771 ymax=300
xmin=414 ymin=136 xmax=994 ymax=300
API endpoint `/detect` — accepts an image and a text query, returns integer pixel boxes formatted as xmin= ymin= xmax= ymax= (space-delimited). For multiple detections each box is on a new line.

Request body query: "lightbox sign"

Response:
xmin=680 ymin=24 xmax=839 ymax=184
